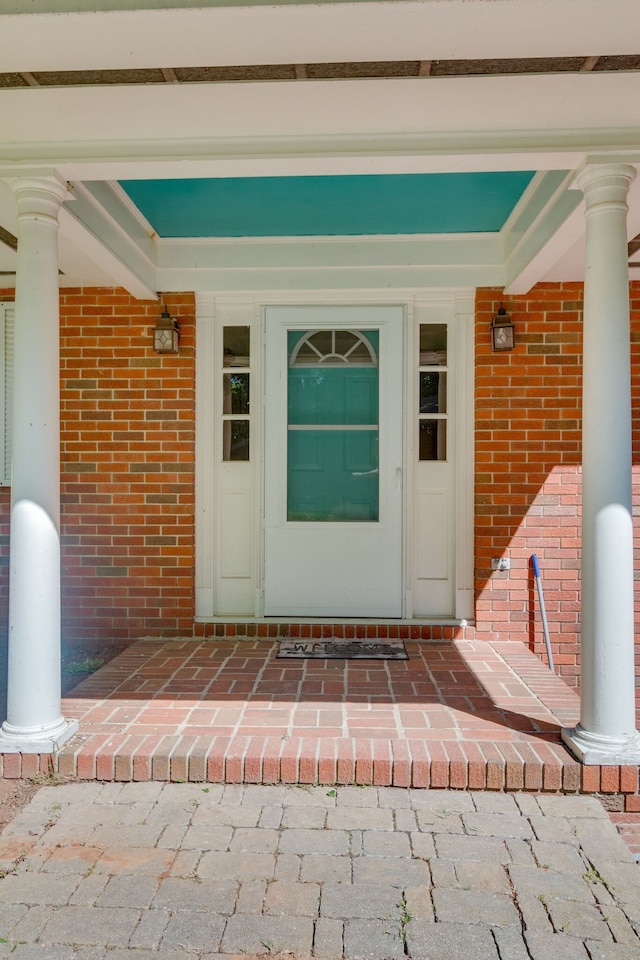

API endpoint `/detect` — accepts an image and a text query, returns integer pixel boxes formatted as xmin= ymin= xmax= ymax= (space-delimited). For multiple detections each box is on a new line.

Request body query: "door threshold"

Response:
xmin=195 ymin=617 xmax=472 ymax=626
xmin=193 ymin=617 xmax=475 ymax=641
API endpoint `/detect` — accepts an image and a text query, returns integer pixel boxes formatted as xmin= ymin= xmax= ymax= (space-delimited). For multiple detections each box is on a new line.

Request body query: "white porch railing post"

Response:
xmin=562 ymin=162 xmax=640 ymax=764
xmin=0 ymin=175 xmax=78 ymax=753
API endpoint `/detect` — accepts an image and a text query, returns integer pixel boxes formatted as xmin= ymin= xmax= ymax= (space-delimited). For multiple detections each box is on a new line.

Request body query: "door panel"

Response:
xmin=263 ymin=306 xmax=403 ymax=617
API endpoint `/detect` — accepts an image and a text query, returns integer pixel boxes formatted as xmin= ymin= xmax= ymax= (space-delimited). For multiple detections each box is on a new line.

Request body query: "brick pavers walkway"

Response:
xmin=0 ymin=783 xmax=639 ymax=960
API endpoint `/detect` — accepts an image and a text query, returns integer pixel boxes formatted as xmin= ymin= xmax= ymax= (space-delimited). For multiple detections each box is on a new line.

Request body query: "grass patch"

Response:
xmin=65 ymin=656 xmax=105 ymax=677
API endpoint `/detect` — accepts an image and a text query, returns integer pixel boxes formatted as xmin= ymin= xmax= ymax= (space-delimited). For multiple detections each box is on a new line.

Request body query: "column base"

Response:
xmin=562 ymin=725 xmax=640 ymax=765
xmin=0 ymin=717 xmax=79 ymax=754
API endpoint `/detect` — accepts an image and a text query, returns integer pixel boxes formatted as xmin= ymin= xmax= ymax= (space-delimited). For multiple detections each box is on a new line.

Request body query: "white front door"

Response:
xmin=263 ymin=305 xmax=404 ymax=617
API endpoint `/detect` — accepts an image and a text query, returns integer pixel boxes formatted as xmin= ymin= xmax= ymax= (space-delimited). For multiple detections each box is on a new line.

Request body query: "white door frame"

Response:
xmin=194 ymin=289 xmax=474 ymax=622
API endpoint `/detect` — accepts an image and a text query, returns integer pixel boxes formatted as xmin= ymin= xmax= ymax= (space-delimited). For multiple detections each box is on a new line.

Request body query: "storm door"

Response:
xmin=263 ymin=305 xmax=404 ymax=616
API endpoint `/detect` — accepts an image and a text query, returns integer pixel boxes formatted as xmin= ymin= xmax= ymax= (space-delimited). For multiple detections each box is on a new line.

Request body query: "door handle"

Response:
xmin=396 ymin=467 xmax=402 ymax=490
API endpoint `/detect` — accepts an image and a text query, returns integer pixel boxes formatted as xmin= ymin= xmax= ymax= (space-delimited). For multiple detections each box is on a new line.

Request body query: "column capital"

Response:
xmin=576 ymin=162 xmax=636 ymax=209
xmin=8 ymin=174 xmax=69 ymax=223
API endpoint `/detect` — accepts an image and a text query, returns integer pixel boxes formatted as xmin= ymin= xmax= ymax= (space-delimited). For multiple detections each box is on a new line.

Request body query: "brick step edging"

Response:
xmin=1 ymin=738 xmax=638 ymax=810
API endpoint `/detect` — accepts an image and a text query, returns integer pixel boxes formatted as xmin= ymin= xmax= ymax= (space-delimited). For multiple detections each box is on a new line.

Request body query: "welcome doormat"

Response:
xmin=277 ymin=639 xmax=408 ymax=659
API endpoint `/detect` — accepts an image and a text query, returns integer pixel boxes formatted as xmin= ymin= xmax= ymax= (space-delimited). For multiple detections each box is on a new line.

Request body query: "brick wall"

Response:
xmin=475 ymin=281 xmax=640 ymax=692
xmin=0 ymin=287 xmax=196 ymax=660
xmin=59 ymin=289 xmax=196 ymax=656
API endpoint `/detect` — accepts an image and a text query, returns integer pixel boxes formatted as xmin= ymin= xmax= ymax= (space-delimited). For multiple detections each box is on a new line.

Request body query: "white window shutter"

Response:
xmin=0 ymin=303 xmax=14 ymax=486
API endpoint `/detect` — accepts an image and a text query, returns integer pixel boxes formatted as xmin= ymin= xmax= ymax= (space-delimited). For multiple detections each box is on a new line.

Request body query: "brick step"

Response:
xmin=1 ymin=737 xmax=639 ymax=811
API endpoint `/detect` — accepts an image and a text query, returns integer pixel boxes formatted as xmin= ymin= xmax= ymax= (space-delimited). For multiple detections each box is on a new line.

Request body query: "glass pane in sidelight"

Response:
xmin=223 ymin=326 xmax=250 ymax=367
xmin=419 ymin=324 xmax=447 ymax=366
xmin=419 ymin=419 xmax=447 ymax=461
xmin=419 ymin=372 xmax=447 ymax=414
xmin=223 ymin=420 xmax=250 ymax=461
xmin=223 ymin=373 xmax=250 ymax=415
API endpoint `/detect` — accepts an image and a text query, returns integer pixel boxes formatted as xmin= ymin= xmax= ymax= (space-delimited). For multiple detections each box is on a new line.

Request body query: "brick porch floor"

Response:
xmin=1 ymin=637 xmax=639 ymax=805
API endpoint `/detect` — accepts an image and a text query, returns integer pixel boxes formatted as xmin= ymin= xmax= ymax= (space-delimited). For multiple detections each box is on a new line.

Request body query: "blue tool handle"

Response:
xmin=531 ymin=553 xmax=540 ymax=578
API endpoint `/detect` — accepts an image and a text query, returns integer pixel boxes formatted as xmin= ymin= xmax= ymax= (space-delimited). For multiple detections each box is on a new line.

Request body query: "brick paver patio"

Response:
xmin=1 ymin=637 xmax=639 ymax=802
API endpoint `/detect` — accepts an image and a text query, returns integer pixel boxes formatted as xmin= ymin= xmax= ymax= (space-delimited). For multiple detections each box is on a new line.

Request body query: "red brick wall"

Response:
xmin=475 ymin=281 xmax=640 ymax=691
xmin=0 ymin=287 xmax=196 ymax=659
xmin=59 ymin=289 xmax=196 ymax=655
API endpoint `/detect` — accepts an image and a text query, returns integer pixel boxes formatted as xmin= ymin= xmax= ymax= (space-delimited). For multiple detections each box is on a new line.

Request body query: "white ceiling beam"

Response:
xmin=0 ymin=153 xmax=620 ymax=184
xmin=0 ymin=74 xmax=639 ymax=180
xmin=502 ymin=171 xmax=586 ymax=293
xmin=59 ymin=181 xmax=158 ymax=299
xmin=58 ymin=206 xmax=157 ymax=299
xmin=505 ymin=201 xmax=586 ymax=294
xmin=155 ymin=264 xmax=506 ymax=294
xmin=508 ymin=162 xmax=640 ymax=291
xmin=542 ymin=169 xmax=640 ymax=283
xmin=154 ymin=232 xmax=505 ymax=292
xmin=0 ymin=176 xmax=153 ymax=290
xmin=1 ymin=1 xmax=639 ymax=72
xmin=156 ymin=234 xmax=504 ymax=271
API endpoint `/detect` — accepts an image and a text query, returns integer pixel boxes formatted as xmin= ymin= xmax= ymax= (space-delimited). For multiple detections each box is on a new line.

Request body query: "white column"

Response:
xmin=0 ymin=176 xmax=78 ymax=753
xmin=562 ymin=163 xmax=640 ymax=764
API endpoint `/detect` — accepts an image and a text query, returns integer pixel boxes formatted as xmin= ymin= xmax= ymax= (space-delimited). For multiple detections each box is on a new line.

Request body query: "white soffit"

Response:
xmin=1 ymin=1 xmax=640 ymax=72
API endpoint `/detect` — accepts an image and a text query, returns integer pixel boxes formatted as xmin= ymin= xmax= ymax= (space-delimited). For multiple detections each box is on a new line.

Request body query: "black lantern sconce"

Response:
xmin=153 ymin=305 xmax=180 ymax=355
xmin=491 ymin=303 xmax=515 ymax=352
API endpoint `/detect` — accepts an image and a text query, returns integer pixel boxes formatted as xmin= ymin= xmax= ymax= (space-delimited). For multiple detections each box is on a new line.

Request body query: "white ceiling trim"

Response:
xmin=1 ymin=0 xmax=639 ymax=72
xmin=154 ymin=263 xmax=506 ymax=294
xmin=155 ymin=234 xmax=504 ymax=270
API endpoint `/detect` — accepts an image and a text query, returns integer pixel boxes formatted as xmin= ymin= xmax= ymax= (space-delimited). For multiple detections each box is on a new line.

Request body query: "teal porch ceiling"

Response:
xmin=119 ymin=172 xmax=536 ymax=239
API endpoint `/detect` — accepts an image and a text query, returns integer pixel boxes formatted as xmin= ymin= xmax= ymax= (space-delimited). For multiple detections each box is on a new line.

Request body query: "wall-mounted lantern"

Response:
xmin=153 ymin=305 xmax=180 ymax=355
xmin=491 ymin=303 xmax=515 ymax=352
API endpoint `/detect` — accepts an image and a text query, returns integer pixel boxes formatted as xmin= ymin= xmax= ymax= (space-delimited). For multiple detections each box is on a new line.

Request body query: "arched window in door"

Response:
xmin=289 ymin=329 xmax=377 ymax=367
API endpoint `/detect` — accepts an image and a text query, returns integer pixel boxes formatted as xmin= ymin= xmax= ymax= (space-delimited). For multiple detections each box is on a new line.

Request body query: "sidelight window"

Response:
xmin=418 ymin=324 xmax=447 ymax=461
